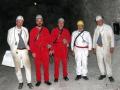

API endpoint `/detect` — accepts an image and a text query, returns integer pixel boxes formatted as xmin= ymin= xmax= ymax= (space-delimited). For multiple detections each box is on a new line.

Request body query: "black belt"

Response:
xmin=17 ymin=48 xmax=26 ymax=50
xmin=75 ymin=45 xmax=88 ymax=48
xmin=97 ymin=44 xmax=103 ymax=47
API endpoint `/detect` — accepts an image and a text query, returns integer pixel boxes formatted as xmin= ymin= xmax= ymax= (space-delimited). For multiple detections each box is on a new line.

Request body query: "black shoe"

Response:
xmin=35 ymin=81 xmax=41 ymax=87
xmin=54 ymin=78 xmax=58 ymax=82
xmin=98 ymin=75 xmax=106 ymax=80
xmin=27 ymin=83 xmax=34 ymax=89
xmin=75 ymin=75 xmax=81 ymax=80
xmin=109 ymin=77 xmax=115 ymax=82
xmin=64 ymin=76 xmax=69 ymax=81
xmin=18 ymin=83 xmax=23 ymax=89
xmin=44 ymin=81 xmax=52 ymax=85
xmin=82 ymin=76 xmax=89 ymax=80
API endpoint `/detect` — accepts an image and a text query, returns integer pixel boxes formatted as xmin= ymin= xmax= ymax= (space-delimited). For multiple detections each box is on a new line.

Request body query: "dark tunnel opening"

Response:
xmin=0 ymin=0 xmax=84 ymax=53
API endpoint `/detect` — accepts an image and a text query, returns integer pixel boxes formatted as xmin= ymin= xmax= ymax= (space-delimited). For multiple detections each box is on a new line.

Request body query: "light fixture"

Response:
xmin=34 ymin=2 xmax=37 ymax=6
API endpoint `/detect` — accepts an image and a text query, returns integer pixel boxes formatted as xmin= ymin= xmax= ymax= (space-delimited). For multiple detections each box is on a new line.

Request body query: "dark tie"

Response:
xmin=17 ymin=30 xmax=26 ymax=49
xmin=97 ymin=33 xmax=103 ymax=46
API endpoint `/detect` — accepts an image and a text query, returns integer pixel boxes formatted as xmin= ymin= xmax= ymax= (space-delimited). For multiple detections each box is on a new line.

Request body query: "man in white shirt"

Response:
xmin=7 ymin=15 xmax=33 ymax=89
xmin=93 ymin=15 xmax=115 ymax=82
xmin=71 ymin=20 xmax=92 ymax=80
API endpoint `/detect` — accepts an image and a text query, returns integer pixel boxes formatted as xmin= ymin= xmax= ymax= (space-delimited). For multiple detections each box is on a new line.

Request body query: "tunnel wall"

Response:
xmin=0 ymin=0 xmax=120 ymax=53
xmin=79 ymin=0 xmax=120 ymax=35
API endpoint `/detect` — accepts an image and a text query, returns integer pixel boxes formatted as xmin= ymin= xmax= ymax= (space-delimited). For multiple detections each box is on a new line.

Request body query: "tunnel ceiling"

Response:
xmin=0 ymin=0 xmax=84 ymax=30
xmin=0 ymin=0 xmax=119 ymax=31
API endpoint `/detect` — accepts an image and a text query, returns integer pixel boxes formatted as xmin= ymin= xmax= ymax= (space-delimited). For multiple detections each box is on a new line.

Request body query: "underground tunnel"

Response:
xmin=0 ymin=0 xmax=120 ymax=90
xmin=0 ymin=0 xmax=120 ymax=51
xmin=0 ymin=0 xmax=120 ymax=53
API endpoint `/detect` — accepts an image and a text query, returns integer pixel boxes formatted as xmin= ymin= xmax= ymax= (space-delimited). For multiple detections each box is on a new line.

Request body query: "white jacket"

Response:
xmin=71 ymin=30 xmax=92 ymax=51
xmin=7 ymin=26 xmax=29 ymax=52
xmin=93 ymin=24 xmax=114 ymax=49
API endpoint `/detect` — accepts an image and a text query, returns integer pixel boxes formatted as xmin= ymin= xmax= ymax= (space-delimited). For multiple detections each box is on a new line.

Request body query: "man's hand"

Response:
xmin=72 ymin=51 xmax=75 ymax=56
xmin=88 ymin=50 xmax=92 ymax=53
xmin=93 ymin=48 xmax=96 ymax=54
xmin=49 ymin=50 xmax=54 ymax=55
xmin=67 ymin=44 xmax=69 ymax=47
xmin=63 ymin=38 xmax=68 ymax=45
xmin=110 ymin=47 xmax=114 ymax=54
xmin=47 ymin=44 xmax=52 ymax=49
xmin=32 ymin=53 xmax=36 ymax=58
xmin=26 ymin=45 xmax=30 ymax=50
xmin=88 ymin=50 xmax=92 ymax=57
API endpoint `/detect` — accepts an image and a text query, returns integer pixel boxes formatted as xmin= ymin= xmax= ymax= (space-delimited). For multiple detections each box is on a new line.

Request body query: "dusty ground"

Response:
xmin=0 ymin=36 xmax=120 ymax=90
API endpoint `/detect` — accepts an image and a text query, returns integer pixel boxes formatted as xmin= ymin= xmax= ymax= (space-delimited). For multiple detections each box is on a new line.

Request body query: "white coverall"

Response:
xmin=93 ymin=24 xmax=114 ymax=77
xmin=71 ymin=30 xmax=92 ymax=76
xmin=7 ymin=26 xmax=31 ymax=83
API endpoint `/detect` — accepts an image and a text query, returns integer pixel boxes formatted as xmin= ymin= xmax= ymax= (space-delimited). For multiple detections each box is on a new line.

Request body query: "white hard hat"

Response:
xmin=58 ymin=18 xmax=65 ymax=22
xmin=96 ymin=15 xmax=103 ymax=21
xmin=36 ymin=14 xmax=43 ymax=20
xmin=16 ymin=15 xmax=24 ymax=21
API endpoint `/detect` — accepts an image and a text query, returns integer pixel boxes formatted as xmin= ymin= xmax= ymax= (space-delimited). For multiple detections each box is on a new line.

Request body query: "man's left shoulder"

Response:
xmin=43 ymin=27 xmax=49 ymax=31
xmin=22 ymin=26 xmax=28 ymax=31
xmin=104 ymin=24 xmax=112 ymax=29
xmin=43 ymin=27 xmax=50 ymax=33
xmin=63 ymin=28 xmax=70 ymax=32
xmin=84 ymin=31 xmax=90 ymax=34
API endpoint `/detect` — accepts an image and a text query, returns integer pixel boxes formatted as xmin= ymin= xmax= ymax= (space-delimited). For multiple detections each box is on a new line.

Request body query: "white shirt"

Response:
xmin=71 ymin=30 xmax=92 ymax=51
xmin=7 ymin=26 xmax=29 ymax=52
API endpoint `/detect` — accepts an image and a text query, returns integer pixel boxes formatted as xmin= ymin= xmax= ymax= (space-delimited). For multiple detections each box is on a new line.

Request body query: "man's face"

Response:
xmin=58 ymin=21 xmax=64 ymax=30
xmin=96 ymin=19 xmax=104 ymax=26
xmin=16 ymin=19 xmax=24 ymax=27
xmin=36 ymin=18 xmax=43 ymax=27
xmin=78 ymin=25 xmax=84 ymax=31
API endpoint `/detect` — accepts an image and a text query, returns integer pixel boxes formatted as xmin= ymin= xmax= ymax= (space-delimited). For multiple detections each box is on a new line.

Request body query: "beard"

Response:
xmin=36 ymin=22 xmax=43 ymax=27
xmin=58 ymin=26 xmax=64 ymax=30
xmin=37 ymin=24 xmax=42 ymax=27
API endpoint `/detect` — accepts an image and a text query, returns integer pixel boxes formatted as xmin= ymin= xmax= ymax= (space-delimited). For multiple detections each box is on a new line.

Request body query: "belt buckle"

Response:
xmin=98 ymin=45 xmax=103 ymax=47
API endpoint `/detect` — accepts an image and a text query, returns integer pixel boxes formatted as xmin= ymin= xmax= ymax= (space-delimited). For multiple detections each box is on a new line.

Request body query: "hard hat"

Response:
xmin=96 ymin=15 xmax=103 ymax=21
xmin=16 ymin=15 xmax=24 ymax=21
xmin=36 ymin=14 xmax=43 ymax=20
xmin=58 ymin=18 xmax=65 ymax=22
xmin=77 ymin=20 xmax=84 ymax=26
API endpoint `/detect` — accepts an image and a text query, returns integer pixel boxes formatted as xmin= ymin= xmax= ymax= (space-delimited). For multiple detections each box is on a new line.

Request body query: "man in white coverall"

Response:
xmin=71 ymin=20 xmax=92 ymax=80
xmin=93 ymin=15 xmax=115 ymax=82
xmin=7 ymin=15 xmax=33 ymax=89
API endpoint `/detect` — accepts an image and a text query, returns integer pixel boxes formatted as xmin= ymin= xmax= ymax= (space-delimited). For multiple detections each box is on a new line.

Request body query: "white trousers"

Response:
xmin=96 ymin=46 xmax=112 ymax=77
xmin=12 ymin=49 xmax=31 ymax=83
xmin=74 ymin=47 xmax=89 ymax=76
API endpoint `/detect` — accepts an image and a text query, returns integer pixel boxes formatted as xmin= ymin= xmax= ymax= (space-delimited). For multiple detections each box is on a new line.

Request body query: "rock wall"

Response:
xmin=0 ymin=0 xmax=120 ymax=52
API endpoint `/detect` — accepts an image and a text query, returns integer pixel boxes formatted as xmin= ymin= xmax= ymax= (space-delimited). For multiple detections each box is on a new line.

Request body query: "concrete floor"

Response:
xmin=1 ymin=36 xmax=120 ymax=90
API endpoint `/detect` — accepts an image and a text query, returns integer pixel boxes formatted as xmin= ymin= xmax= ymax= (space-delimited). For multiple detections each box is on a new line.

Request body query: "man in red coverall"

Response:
xmin=29 ymin=14 xmax=52 ymax=86
xmin=51 ymin=18 xmax=71 ymax=82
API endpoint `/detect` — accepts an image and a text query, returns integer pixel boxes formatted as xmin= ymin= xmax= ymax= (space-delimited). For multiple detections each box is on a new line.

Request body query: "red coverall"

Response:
xmin=51 ymin=27 xmax=71 ymax=79
xmin=29 ymin=26 xmax=51 ymax=82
